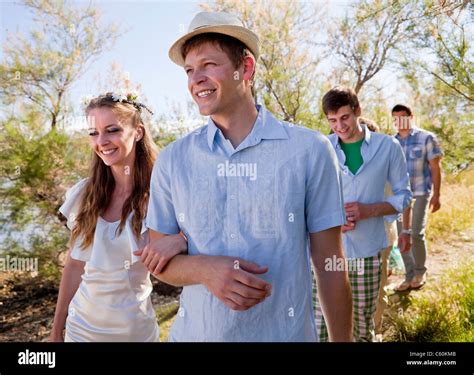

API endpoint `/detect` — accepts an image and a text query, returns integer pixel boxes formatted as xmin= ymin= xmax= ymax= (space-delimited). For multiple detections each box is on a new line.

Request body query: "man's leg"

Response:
xmin=397 ymin=219 xmax=415 ymax=283
xmin=412 ymin=195 xmax=429 ymax=275
xmin=349 ymin=255 xmax=382 ymax=342
xmin=314 ymin=255 xmax=381 ymax=342
xmin=411 ymin=195 xmax=429 ymax=284
xmin=374 ymin=247 xmax=391 ymax=335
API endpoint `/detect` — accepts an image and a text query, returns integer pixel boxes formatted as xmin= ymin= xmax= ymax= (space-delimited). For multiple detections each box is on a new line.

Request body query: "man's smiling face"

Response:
xmin=184 ymin=42 xmax=245 ymax=117
xmin=326 ymin=104 xmax=362 ymax=143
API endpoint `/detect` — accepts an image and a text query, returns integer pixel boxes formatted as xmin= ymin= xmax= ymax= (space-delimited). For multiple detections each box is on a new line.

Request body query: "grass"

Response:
xmin=156 ymin=301 xmax=179 ymax=342
xmin=426 ymin=169 xmax=474 ymax=241
xmin=389 ymin=260 xmax=474 ymax=342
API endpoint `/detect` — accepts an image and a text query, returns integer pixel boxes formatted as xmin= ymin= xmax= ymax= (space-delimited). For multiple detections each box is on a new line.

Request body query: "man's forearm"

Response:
xmin=367 ymin=202 xmax=398 ymax=218
xmin=310 ymin=228 xmax=353 ymax=341
xmin=314 ymin=265 xmax=353 ymax=341
xmin=152 ymin=254 xmax=208 ymax=287
xmin=432 ymin=167 xmax=441 ymax=196
xmin=402 ymin=205 xmax=412 ymax=230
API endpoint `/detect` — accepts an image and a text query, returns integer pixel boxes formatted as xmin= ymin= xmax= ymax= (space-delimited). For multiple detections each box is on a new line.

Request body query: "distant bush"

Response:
xmin=427 ymin=169 xmax=474 ymax=241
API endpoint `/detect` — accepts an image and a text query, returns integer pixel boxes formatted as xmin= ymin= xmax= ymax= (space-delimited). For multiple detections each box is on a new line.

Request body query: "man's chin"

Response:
xmin=197 ymin=106 xmax=214 ymax=116
xmin=337 ymin=133 xmax=349 ymax=141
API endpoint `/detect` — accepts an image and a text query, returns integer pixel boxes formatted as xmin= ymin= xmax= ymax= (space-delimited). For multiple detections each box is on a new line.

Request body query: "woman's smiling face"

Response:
xmin=87 ymin=107 xmax=142 ymax=167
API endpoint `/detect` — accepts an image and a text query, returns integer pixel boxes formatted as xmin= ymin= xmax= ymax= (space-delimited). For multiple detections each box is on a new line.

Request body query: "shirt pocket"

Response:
xmin=409 ymin=146 xmax=423 ymax=159
xmin=252 ymin=175 xmax=276 ymax=238
xmin=189 ymin=177 xmax=211 ymax=234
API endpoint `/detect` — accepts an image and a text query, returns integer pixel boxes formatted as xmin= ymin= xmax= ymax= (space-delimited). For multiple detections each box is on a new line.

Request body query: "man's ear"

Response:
xmin=242 ymin=55 xmax=256 ymax=82
xmin=354 ymin=106 xmax=362 ymax=117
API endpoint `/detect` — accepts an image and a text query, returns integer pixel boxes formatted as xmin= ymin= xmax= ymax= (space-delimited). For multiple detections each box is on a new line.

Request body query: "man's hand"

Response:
xmin=429 ymin=157 xmax=442 ymax=213
xmin=344 ymin=202 xmax=371 ymax=222
xmin=429 ymin=194 xmax=441 ymax=213
xmin=134 ymin=234 xmax=187 ymax=275
xmin=398 ymin=232 xmax=411 ymax=253
xmin=342 ymin=221 xmax=356 ymax=233
xmin=201 ymin=256 xmax=272 ymax=311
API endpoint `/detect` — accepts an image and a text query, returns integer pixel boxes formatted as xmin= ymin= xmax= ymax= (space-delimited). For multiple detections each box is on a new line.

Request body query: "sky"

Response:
xmin=0 ymin=0 xmax=204 ymax=116
xmin=0 ymin=0 xmax=406 ymax=121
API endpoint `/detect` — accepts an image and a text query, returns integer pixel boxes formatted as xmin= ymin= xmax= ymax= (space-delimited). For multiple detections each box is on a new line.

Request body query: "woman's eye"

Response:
xmin=88 ymin=131 xmax=98 ymax=136
xmin=108 ymin=128 xmax=119 ymax=133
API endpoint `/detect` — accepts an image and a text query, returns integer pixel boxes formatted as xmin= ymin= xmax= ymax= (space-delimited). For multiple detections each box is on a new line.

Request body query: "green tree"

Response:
xmin=408 ymin=1 xmax=473 ymax=104
xmin=398 ymin=2 xmax=473 ymax=172
xmin=0 ymin=0 xmax=122 ymax=129
xmin=201 ymin=0 xmax=326 ymax=128
xmin=0 ymin=0 xmax=122 ymax=280
xmin=327 ymin=0 xmax=424 ymax=94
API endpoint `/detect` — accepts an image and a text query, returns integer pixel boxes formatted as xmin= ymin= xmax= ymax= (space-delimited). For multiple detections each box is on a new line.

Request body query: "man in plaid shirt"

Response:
xmin=392 ymin=104 xmax=443 ymax=292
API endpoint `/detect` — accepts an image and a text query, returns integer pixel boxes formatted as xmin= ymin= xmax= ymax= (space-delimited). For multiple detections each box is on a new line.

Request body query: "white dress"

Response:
xmin=59 ymin=179 xmax=160 ymax=342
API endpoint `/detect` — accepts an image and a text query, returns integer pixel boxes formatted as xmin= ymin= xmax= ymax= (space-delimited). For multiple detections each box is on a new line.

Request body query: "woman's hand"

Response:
xmin=49 ymin=328 xmax=64 ymax=342
xmin=134 ymin=233 xmax=188 ymax=275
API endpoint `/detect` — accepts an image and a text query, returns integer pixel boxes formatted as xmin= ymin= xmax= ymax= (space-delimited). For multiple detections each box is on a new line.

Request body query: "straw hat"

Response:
xmin=169 ymin=11 xmax=260 ymax=66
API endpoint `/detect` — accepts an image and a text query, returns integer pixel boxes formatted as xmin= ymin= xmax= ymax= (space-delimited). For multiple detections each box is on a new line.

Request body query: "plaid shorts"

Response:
xmin=312 ymin=253 xmax=382 ymax=342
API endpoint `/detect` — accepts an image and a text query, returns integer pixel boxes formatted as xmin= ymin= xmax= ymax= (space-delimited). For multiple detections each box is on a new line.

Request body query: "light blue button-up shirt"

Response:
xmin=146 ymin=106 xmax=345 ymax=342
xmin=328 ymin=126 xmax=412 ymax=259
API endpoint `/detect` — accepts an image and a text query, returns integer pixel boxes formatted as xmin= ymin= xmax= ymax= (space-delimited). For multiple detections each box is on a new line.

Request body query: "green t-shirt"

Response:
xmin=340 ymin=139 xmax=364 ymax=174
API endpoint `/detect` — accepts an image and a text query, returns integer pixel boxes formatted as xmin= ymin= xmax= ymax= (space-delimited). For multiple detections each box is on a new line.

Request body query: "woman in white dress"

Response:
xmin=50 ymin=93 xmax=187 ymax=342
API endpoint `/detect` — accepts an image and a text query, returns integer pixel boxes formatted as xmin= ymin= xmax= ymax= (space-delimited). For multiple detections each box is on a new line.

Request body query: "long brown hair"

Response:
xmin=70 ymin=93 xmax=158 ymax=250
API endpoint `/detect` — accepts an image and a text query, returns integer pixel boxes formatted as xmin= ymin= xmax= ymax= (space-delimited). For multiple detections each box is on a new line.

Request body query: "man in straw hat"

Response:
xmin=138 ymin=11 xmax=352 ymax=342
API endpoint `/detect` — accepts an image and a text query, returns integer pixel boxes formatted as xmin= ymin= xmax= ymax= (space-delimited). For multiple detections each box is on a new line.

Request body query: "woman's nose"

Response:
xmin=96 ymin=132 xmax=109 ymax=146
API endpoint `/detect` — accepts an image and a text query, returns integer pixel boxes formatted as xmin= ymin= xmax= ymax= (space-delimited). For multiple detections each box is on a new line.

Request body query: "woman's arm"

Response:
xmin=134 ymin=233 xmax=188 ymax=274
xmin=49 ymin=253 xmax=85 ymax=342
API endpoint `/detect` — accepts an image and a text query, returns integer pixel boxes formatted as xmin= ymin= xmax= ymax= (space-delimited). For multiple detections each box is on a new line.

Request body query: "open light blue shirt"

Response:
xmin=328 ymin=126 xmax=412 ymax=259
xmin=146 ymin=106 xmax=345 ymax=342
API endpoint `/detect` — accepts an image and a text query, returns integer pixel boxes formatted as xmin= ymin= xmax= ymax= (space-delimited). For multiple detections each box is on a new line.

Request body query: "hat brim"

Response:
xmin=168 ymin=25 xmax=260 ymax=67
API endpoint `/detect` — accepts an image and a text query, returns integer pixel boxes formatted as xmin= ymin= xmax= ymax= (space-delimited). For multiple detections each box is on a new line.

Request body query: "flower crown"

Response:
xmin=81 ymin=91 xmax=154 ymax=115
xmin=109 ymin=92 xmax=154 ymax=115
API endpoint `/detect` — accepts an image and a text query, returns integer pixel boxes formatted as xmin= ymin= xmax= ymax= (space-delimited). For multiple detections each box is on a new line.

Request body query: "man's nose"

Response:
xmin=189 ymin=69 xmax=206 ymax=87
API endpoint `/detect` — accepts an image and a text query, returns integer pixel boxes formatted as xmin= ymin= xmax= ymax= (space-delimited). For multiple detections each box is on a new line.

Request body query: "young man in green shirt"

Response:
xmin=313 ymin=86 xmax=412 ymax=341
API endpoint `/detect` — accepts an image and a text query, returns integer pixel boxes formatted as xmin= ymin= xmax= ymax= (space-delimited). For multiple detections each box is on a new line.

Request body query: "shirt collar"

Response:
xmin=330 ymin=124 xmax=370 ymax=149
xmin=409 ymin=127 xmax=419 ymax=136
xmin=396 ymin=126 xmax=418 ymax=139
xmin=206 ymin=105 xmax=288 ymax=151
xmin=362 ymin=124 xmax=371 ymax=144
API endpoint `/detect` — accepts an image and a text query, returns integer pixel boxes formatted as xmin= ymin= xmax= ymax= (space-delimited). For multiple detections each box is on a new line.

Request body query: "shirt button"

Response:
xmin=230 ymin=194 xmax=236 ymax=200
xmin=230 ymin=233 xmax=236 ymax=239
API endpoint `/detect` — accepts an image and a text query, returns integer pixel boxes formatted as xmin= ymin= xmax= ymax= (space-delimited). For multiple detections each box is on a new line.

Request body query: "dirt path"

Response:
xmin=1 ymin=228 xmax=472 ymax=342
xmin=0 ymin=277 xmax=179 ymax=342
xmin=387 ymin=227 xmax=474 ymax=287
